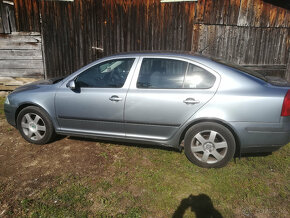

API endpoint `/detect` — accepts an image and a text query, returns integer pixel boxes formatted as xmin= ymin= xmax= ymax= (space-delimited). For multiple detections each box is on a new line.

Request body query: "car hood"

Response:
xmin=12 ymin=77 xmax=64 ymax=93
xmin=27 ymin=77 xmax=64 ymax=85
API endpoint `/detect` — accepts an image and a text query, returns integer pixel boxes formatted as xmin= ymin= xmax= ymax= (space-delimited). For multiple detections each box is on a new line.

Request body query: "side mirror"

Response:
xmin=66 ymin=80 xmax=76 ymax=90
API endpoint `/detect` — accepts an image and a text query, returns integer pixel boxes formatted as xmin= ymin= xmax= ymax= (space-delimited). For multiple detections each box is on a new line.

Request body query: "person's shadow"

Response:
xmin=172 ymin=194 xmax=223 ymax=218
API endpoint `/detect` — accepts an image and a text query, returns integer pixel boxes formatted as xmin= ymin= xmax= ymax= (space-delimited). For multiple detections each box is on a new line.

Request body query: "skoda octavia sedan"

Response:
xmin=4 ymin=52 xmax=290 ymax=168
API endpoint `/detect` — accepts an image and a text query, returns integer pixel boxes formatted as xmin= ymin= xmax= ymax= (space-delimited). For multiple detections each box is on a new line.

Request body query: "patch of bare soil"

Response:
xmin=0 ymin=117 xmax=113 ymax=215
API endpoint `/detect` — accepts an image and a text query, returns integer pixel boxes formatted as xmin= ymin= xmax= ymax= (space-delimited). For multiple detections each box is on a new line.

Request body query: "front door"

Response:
xmin=124 ymin=57 xmax=219 ymax=141
xmin=55 ymin=57 xmax=137 ymax=137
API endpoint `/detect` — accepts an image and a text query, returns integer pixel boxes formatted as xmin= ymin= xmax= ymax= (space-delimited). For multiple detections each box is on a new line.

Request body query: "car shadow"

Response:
xmin=55 ymin=135 xmax=276 ymax=159
xmin=172 ymin=194 xmax=223 ymax=218
xmin=66 ymin=136 xmax=181 ymax=152
xmin=240 ymin=152 xmax=272 ymax=158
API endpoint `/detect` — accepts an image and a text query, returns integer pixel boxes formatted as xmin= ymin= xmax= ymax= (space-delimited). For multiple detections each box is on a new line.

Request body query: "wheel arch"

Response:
xmin=15 ymin=103 xmax=52 ymax=128
xmin=179 ymin=118 xmax=241 ymax=157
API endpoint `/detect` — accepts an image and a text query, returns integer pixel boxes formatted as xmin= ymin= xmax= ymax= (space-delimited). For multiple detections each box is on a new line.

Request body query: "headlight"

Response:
xmin=4 ymin=97 xmax=10 ymax=105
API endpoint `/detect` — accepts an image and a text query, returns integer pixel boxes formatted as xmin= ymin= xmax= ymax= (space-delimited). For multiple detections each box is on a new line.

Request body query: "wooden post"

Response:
xmin=286 ymin=52 xmax=290 ymax=82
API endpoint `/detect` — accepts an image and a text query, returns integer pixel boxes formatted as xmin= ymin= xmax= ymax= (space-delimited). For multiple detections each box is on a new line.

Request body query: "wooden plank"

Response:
xmin=0 ymin=84 xmax=19 ymax=90
xmin=10 ymin=32 xmax=40 ymax=36
xmin=228 ymin=0 xmax=241 ymax=25
xmin=0 ymin=60 xmax=43 ymax=69
xmin=0 ymin=35 xmax=41 ymax=43
xmin=0 ymin=68 xmax=43 ymax=77
xmin=0 ymin=1 xmax=10 ymax=33
xmin=0 ymin=1 xmax=3 ymax=33
xmin=13 ymin=0 xmax=40 ymax=32
xmin=0 ymin=49 xmax=42 ymax=59
xmin=242 ymin=64 xmax=287 ymax=70
xmin=0 ymin=41 xmax=41 ymax=50
xmin=237 ymin=0 xmax=249 ymax=26
xmin=7 ymin=2 xmax=16 ymax=32
xmin=286 ymin=53 xmax=290 ymax=82
xmin=243 ymin=64 xmax=287 ymax=78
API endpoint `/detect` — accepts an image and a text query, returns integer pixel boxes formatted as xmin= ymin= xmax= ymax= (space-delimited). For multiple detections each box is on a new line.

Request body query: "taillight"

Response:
xmin=281 ymin=90 xmax=290 ymax=116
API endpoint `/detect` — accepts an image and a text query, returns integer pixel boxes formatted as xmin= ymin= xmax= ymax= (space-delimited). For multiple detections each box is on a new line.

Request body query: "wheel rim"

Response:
xmin=191 ymin=130 xmax=228 ymax=164
xmin=21 ymin=113 xmax=46 ymax=141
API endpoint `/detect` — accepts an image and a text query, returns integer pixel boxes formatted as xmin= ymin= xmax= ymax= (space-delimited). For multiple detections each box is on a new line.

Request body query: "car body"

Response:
xmin=4 ymin=52 xmax=290 ymax=168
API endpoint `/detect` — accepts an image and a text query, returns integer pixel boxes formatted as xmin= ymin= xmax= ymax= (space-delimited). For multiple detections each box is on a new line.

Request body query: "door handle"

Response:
xmin=109 ymin=95 xmax=122 ymax=102
xmin=183 ymin=98 xmax=200 ymax=105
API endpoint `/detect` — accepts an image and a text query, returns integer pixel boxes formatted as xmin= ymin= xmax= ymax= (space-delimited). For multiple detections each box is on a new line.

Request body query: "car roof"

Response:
xmin=108 ymin=51 xmax=205 ymax=59
xmin=107 ymin=51 xmax=218 ymax=67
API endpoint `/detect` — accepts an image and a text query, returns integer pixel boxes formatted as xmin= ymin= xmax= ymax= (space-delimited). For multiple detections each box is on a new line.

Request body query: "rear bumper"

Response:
xmin=230 ymin=117 xmax=290 ymax=153
xmin=4 ymin=103 xmax=17 ymax=127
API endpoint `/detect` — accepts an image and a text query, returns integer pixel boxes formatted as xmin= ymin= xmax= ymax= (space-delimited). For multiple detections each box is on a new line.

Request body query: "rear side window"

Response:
xmin=137 ymin=58 xmax=216 ymax=89
xmin=137 ymin=58 xmax=188 ymax=89
xmin=184 ymin=64 xmax=216 ymax=89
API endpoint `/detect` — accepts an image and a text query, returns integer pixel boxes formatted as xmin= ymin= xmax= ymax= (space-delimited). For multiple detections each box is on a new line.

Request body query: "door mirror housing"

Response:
xmin=66 ymin=80 xmax=76 ymax=90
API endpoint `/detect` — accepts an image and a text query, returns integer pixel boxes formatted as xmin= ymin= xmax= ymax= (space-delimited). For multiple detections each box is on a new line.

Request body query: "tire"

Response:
xmin=17 ymin=106 xmax=56 ymax=145
xmin=184 ymin=122 xmax=236 ymax=168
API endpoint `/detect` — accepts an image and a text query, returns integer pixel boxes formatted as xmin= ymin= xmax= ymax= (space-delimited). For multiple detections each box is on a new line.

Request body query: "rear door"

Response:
xmin=124 ymin=57 xmax=220 ymax=140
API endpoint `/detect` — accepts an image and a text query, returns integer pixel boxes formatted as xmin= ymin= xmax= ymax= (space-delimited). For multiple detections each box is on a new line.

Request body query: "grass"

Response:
xmin=14 ymin=143 xmax=289 ymax=217
xmin=0 ymin=97 xmax=289 ymax=217
xmin=0 ymin=97 xmax=5 ymax=116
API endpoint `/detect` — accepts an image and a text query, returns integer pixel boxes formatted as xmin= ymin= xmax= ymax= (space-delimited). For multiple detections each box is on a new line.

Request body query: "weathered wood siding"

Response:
xmin=13 ymin=0 xmax=40 ymax=32
xmin=0 ymin=32 xmax=44 ymax=77
xmin=0 ymin=0 xmax=16 ymax=34
xmin=13 ymin=0 xmax=290 ymax=80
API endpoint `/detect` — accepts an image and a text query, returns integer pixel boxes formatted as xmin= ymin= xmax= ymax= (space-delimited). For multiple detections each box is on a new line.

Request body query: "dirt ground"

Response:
xmin=0 ymin=117 xmax=114 ymax=215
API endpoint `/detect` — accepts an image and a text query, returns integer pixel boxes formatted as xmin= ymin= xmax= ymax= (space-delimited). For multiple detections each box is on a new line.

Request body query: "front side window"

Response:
xmin=137 ymin=58 xmax=216 ymax=89
xmin=76 ymin=58 xmax=135 ymax=88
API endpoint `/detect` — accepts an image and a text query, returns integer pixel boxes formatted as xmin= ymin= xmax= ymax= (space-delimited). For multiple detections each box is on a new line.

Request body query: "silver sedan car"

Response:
xmin=4 ymin=52 xmax=290 ymax=168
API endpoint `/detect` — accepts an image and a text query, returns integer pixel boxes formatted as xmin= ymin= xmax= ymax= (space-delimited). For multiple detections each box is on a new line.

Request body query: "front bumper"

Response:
xmin=4 ymin=103 xmax=17 ymax=127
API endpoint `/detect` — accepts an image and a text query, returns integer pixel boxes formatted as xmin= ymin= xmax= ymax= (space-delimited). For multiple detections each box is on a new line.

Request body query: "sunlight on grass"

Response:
xmin=16 ymin=143 xmax=290 ymax=217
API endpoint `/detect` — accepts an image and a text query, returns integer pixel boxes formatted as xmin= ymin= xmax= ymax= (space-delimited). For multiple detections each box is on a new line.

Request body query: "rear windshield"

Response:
xmin=212 ymin=59 xmax=267 ymax=82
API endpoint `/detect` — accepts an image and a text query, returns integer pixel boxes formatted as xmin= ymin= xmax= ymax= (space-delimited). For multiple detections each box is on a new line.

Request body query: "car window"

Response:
xmin=75 ymin=58 xmax=135 ymax=88
xmin=137 ymin=58 xmax=188 ymax=89
xmin=136 ymin=58 xmax=216 ymax=89
xmin=184 ymin=64 xmax=216 ymax=89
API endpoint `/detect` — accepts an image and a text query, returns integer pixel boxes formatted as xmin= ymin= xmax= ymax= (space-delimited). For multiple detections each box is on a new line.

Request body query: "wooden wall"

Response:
xmin=11 ymin=0 xmax=290 ymax=80
xmin=0 ymin=1 xmax=43 ymax=78
xmin=0 ymin=0 xmax=16 ymax=33
xmin=0 ymin=32 xmax=44 ymax=77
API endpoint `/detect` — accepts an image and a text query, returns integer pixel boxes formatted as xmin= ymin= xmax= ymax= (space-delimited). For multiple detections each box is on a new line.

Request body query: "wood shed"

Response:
xmin=0 ymin=0 xmax=289 ymax=81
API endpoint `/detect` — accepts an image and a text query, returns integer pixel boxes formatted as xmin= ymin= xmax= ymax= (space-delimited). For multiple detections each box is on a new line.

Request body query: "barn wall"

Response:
xmin=0 ymin=1 xmax=43 ymax=78
xmin=0 ymin=32 xmax=44 ymax=77
xmin=13 ymin=0 xmax=290 ymax=80
xmin=13 ymin=0 xmax=40 ymax=32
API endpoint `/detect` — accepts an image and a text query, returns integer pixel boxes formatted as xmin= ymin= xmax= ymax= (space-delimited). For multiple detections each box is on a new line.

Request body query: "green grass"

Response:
xmin=18 ymin=144 xmax=288 ymax=217
xmin=0 ymin=97 xmax=5 ymax=115
xmin=20 ymin=177 xmax=92 ymax=217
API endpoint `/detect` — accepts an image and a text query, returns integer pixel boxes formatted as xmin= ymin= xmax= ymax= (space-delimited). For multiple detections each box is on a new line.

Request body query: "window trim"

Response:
xmin=133 ymin=56 xmax=219 ymax=90
xmin=62 ymin=57 xmax=139 ymax=90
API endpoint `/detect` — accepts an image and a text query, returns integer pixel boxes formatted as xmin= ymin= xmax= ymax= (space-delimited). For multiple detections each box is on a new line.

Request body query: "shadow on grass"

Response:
xmin=56 ymin=135 xmax=276 ymax=159
xmin=67 ymin=136 xmax=180 ymax=152
xmin=172 ymin=194 xmax=222 ymax=218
